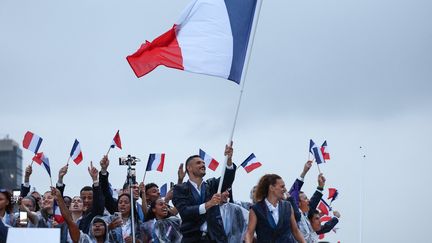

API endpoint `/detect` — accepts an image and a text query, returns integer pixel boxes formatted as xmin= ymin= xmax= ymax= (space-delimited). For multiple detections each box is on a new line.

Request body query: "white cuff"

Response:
xmin=199 ymin=203 xmax=206 ymax=214
xmin=297 ymin=177 xmax=304 ymax=182
xmin=226 ymin=164 xmax=234 ymax=170
xmin=23 ymin=182 xmax=30 ymax=188
xmin=56 ymin=182 xmax=64 ymax=187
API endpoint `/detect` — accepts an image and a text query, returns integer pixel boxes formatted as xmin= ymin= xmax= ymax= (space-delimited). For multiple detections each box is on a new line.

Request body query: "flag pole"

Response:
xmin=66 ymin=157 xmax=70 ymax=166
xmin=359 ymin=146 xmax=365 ymax=243
xmin=217 ymin=0 xmax=264 ymax=194
xmin=106 ymin=146 xmax=112 ymax=156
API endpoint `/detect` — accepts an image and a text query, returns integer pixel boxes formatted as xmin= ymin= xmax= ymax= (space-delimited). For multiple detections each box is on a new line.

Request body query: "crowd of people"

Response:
xmin=0 ymin=143 xmax=340 ymax=243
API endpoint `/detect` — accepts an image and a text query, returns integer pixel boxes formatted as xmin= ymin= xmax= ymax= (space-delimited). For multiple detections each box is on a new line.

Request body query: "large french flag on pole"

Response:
xmin=146 ymin=153 xmax=165 ymax=172
xmin=126 ymin=0 xmax=258 ymax=84
xmin=199 ymin=149 xmax=220 ymax=171
xmin=240 ymin=153 xmax=262 ymax=173
xmin=22 ymin=131 xmax=43 ymax=154
xmin=70 ymin=139 xmax=83 ymax=165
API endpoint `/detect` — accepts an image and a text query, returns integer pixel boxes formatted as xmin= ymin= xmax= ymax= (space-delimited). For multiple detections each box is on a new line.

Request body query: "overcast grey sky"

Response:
xmin=1 ymin=0 xmax=432 ymax=242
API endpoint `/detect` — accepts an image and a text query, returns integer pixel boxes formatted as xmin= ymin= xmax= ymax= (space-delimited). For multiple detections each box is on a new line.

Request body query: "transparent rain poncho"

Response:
xmin=219 ymin=202 xmax=249 ymax=243
xmin=141 ymin=216 xmax=182 ymax=243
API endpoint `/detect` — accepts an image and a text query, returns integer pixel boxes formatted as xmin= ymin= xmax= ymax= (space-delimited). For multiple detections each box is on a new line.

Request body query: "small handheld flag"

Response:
xmin=146 ymin=153 xmax=165 ymax=172
xmin=309 ymin=139 xmax=324 ymax=164
xmin=33 ymin=152 xmax=51 ymax=177
xmin=69 ymin=139 xmax=83 ymax=165
xmin=199 ymin=149 xmax=220 ymax=171
xmin=53 ymin=201 xmax=64 ymax=224
xmin=32 ymin=152 xmax=44 ymax=165
xmin=111 ymin=130 xmax=122 ymax=150
xmin=22 ymin=131 xmax=43 ymax=154
xmin=160 ymin=183 xmax=168 ymax=198
xmin=328 ymin=188 xmax=339 ymax=202
xmin=318 ymin=199 xmax=331 ymax=215
xmin=321 ymin=140 xmax=330 ymax=161
xmin=240 ymin=153 xmax=262 ymax=173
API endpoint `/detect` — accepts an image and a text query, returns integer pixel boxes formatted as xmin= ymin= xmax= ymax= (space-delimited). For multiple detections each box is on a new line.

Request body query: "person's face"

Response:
xmin=42 ymin=192 xmax=54 ymax=209
xmin=187 ymin=157 xmax=206 ymax=178
xmin=118 ymin=195 xmax=131 ymax=217
xmin=22 ymin=198 xmax=35 ymax=212
xmin=125 ymin=184 xmax=140 ymax=200
xmin=80 ymin=190 xmax=93 ymax=211
xmin=92 ymin=221 xmax=106 ymax=237
xmin=152 ymin=199 xmax=168 ymax=219
xmin=299 ymin=193 xmax=310 ymax=213
xmin=0 ymin=192 xmax=10 ymax=211
xmin=269 ymin=179 xmax=286 ymax=200
xmin=31 ymin=192 xmax=42 ymax=207
xmin=146 ymin=186 xmax=160 ymax=203
xmin=70 ymin=196 xmax=84 ymax=212
xmin=63 ymin=197 xmax=72 ymax=209
xmin=310 ymin=214 xmax=321 ymax=231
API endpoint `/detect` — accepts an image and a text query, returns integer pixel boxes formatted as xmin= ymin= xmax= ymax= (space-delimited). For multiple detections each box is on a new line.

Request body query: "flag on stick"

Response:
xmin=32 ymin=152 xmax=44 ymax=165
xmin=33 ymin=152 xmax=51 ymax=177
xmin=240 ymin=153 xmax=262 ymax=173
xmin=318 ymin=199 xmax=331 ymax=215
xmin=69 ymin=139 xmax=83 ymax=165
xmin=126 ymin=0 xmax=258 ymax=84
xmin=309 ymin=139 xmax=324 ymax=164
xmin=160 ymin=183 xmax=168 ymax=198
xmin=321 ymin=140 xmax=330 ymax=161
xmin=199 ymin=149 xmax=219 ymax=171
xmin=111 ymin=130 xmax=122 ymax=149
xmin=328 ymin=188 xmax=339 ymax=202
xmin=53 ymin=201 xmax=64 ymax=224
xmin=22 ymin=131 xmax=43 ymax=154
xmin=146 ymin=153 xmax=165 ymax=172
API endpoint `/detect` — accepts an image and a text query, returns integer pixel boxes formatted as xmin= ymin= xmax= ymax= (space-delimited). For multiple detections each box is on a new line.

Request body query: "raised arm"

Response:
xmin=309 ymin=173 xmax=326 ymax=210
xmin=88 ymin=161 xmax=105 ymax=216
xmin=99 ymin=155 xmax=117 ymax=214
xmin=56 ymin=165 xmax=68 ymax=196
xmin=20 ymin=165 xmax=32 ymax=197
xmin=51 ymin=187 xmax=81 ymax=243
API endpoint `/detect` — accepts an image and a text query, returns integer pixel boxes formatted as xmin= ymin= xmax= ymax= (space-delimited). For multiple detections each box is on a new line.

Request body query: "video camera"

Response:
xmin=119 ymin=155 xmax=140 ymax=166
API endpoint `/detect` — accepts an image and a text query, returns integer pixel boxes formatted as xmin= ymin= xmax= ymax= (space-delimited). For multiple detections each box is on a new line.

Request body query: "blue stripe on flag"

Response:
xmin=224 ymin=0 xmax=257 ymax=83
xmin=70 ymin=139 xmax=79 ymax=156
xmin=199 ymin=149 xmax=205 ymax=160
xmin=312 ymin=147 xmax=324 ymax=164
xmin=241 ymin=153 xmax=255 ymax=167
xmin=146 ymin=154 xmax=155 ymax=171
xmin=35 ymin=137 xmax=43 ymax=154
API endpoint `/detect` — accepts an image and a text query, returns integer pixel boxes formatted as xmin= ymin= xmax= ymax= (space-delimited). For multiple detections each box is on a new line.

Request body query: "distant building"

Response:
xmin=0 ymin=137 xmax=23 ymax=189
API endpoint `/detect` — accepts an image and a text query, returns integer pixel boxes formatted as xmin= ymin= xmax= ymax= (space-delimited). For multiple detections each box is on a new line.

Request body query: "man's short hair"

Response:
xmin=80 ymin=186 xmax=93 ymax=194
xmin=185 ymin=155 xmax=200 ymax=174
xmin=145 ymin=183 xmax=159 ymax=192
xmin=308 ymin=208 xmax=320 ymax=220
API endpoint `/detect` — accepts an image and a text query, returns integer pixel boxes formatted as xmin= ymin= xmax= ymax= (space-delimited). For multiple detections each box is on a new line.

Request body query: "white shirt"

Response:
xmin=265 ymin=198 xmax=279 ymax=225
xmin=188 ymin=164 xmax=235 ymax=233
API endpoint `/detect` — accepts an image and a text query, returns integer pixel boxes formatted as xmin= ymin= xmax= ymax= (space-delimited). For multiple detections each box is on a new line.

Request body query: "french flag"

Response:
xmin=240 ymin=153 xmax=262 ymax=173
xmin=33 ymin=152 xmax=51 ymax=177
xmin=318 ymin=199 xmax=331 ymax=216
xmin=309 ymin=139 xmax=324 ymax=164
xmin=22 ymin=131 xmax=43 ymax=154
xmin=53 ymin=201 xmax=64 ymax=224
xmin=126 ymin=0 xmax=258 ymax=84
xmin=32 ymin=152 xmax=44 ymax=165
xmin=70 ymin=139 xmax=83 ymax=165
xmin=160 ymin=183 xmax=168 ymax=198
xmin=320 ymin=140 xmax=330 ymax=161
xmin=110 ymin=130 xmax=122 ymax=149
xmin=199 ymin=149 xmax=219 ymax=171
xmin=328 ymin=188 xmax=339 ymax=202
xmin=146 ymin=153 xmax=165 ymax=172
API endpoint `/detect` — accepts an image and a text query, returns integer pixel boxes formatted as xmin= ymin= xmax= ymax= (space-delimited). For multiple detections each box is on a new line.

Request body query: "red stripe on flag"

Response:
xmin=32 ymin=152 xmax=43 ymax=165
xmin=23 ymin=131 xmax=33 ymax=149
xmin=156 ymin=154 xmax=165 ymax=172
xmin=73 ymin=152 xmax=83 ymax=165
xmin=208 ymin=159 xmax=219 ymax=171
xmin=126 ymin=25 xmax=184 ymax=78
xmin=245 ymin=162 xmax=262 ymax=173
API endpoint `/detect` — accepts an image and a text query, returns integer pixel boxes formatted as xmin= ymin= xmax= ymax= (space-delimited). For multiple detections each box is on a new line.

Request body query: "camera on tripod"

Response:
xmin=119 ymin=155 xmax=140 ymax=166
